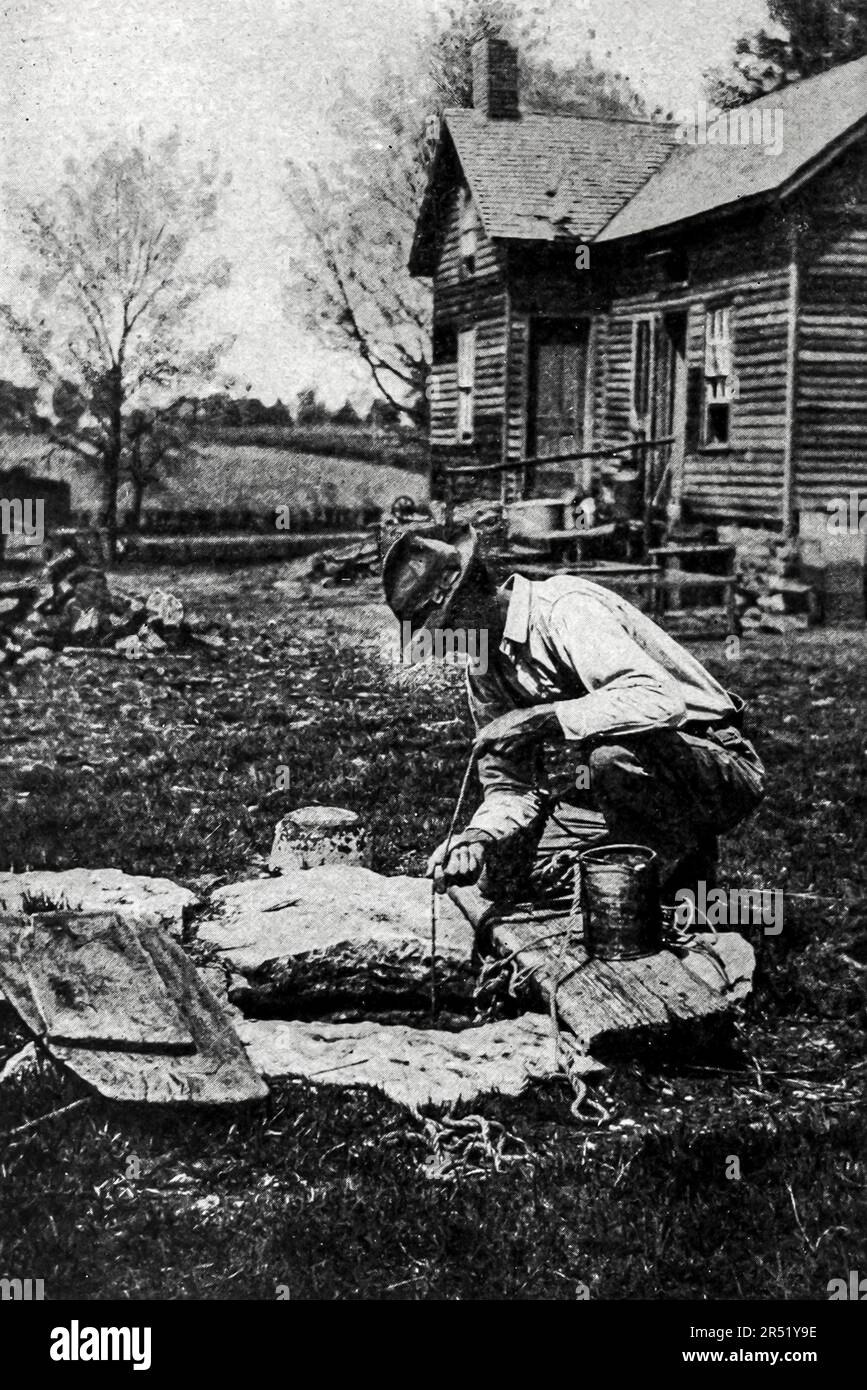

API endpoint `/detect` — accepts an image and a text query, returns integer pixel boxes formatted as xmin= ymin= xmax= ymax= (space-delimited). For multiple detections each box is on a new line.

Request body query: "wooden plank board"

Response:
xmin=0 ymin=912 xmax=268 ymax=1105
xmin=448 ymin=888 xmax=754 ymax=1056
xmin=491 ymin=909 xmax=754 ymax=1054
xmin=0 ymin=912 xmax=193 ymax=1052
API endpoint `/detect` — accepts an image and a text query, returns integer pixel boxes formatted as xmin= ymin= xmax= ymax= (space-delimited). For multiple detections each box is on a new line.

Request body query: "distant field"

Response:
xmin=198 ymin=422 xmax=429 ymax=472
xmin=0 ymin=432 xmax=429 ymax=516
xmin=160 ymin=442 xmax=427 ymax=513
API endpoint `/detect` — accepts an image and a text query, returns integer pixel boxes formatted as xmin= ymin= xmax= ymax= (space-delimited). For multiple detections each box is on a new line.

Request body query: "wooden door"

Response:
xmin=529 ymin=319 xmax=589 ymax=459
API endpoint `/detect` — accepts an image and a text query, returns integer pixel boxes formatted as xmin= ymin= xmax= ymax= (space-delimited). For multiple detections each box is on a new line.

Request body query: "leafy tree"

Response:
xmin=295 ymin=386 xmax=329 ymax=425
xmin=331 ymin=399 xmax=361 ymax=426
xmin=707 ymin=0 xmax=867 ymax=106
xmin=0 ymin=379 xmax=38 ymax=430
xmin=283 ymin=0 xmax=649 ymax=427
xmin=366 ymin=398 xmax=402 ymax=429
xmin=124 ymin=409 xmax=189 ymax=531
xmin=0 ymin=132 xmax=232 ymax=559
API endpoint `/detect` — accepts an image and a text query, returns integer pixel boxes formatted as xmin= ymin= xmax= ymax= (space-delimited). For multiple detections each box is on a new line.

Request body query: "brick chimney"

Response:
xmin=472 ymin=37 xmax=519 ymax=119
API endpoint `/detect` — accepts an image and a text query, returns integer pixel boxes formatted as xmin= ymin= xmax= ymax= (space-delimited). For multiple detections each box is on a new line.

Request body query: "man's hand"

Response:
xmin=426 ymin=834 xmax=488 ymax=893
xmin=474 ymin=704 xmax=562 ymax=753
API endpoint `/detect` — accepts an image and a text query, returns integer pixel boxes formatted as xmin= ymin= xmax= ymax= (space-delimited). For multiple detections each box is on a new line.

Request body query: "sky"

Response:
xmin=0 ymin=0 xmax=771 ymax=409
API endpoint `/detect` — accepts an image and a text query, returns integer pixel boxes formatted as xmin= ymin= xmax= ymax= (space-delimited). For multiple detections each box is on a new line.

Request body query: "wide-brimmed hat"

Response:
xmin=382 ymin=524 xmax=478 ymax=635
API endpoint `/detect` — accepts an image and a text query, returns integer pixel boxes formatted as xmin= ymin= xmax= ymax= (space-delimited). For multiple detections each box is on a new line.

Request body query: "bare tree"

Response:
xmin=0 ymin=131 xmax=232 ymax=559
xmin=283 ymin=0 xmax=649 ymax=427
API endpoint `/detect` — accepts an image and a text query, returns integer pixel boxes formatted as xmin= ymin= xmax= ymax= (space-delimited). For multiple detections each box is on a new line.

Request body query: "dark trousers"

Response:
xmin=527 ymin=724 xmax=766 ymax=897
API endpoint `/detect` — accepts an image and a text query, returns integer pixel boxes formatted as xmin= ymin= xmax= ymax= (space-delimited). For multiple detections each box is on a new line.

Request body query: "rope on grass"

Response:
xmin=422 ymin=1113 xmax=533 ymax=1180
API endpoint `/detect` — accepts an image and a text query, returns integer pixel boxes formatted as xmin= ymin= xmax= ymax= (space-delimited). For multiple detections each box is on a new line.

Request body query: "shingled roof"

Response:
xmin=597 ymin=53 xmax=867 ymax=243
xmin=409 ymin=110 xmax=677 ymax=273
xmin=410 ymin=54 xmax=867 ymax=274
xmin=447 ymin=108 xmax=678 ymax=241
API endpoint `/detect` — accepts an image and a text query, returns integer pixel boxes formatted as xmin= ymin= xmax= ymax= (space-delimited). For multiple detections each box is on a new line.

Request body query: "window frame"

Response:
xmin=630 ymin=315 xmax=656 ymax=438
xmin=458 ymin=186 xmax=478 ymax=279
xmin=702 ymin=302 xmax=734 ymax=449
xmin=456 ymin=326 xmax=476 ymax=443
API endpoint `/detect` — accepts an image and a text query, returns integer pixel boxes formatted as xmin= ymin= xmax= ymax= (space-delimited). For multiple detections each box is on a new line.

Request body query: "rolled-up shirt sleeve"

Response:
xmin=465 ymin=668 xmax=545 ymax=840
xmin=546 ymin=595 xmax=686 ymax=742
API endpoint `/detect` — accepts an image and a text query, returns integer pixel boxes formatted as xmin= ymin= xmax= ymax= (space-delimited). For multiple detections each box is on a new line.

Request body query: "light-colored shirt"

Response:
xmin=467 ymin=573 xmax=738 ymax=840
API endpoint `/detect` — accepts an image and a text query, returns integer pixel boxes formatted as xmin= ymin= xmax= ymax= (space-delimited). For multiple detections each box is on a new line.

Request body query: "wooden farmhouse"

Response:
xmin=410 ymin=39 xmax=867 ymax=615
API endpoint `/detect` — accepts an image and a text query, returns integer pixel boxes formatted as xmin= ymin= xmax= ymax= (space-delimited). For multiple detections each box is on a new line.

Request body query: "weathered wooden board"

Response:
xmin=448 ymin=887 xmax=755 ymax=1055
xmin=0 ymin=912 xmax=268 ymax=1105
xmin=0 ymin=913 xmax=193 ymax=1051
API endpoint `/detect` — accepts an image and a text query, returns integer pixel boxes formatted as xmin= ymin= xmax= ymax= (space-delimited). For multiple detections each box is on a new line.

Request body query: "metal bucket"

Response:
xmin=578 ymin=844 xmax=662 ymax=959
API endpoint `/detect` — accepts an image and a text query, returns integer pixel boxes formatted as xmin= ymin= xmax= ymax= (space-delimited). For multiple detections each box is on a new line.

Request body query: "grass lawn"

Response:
xmin=0 ymin=561 xmax=865 ymax=1300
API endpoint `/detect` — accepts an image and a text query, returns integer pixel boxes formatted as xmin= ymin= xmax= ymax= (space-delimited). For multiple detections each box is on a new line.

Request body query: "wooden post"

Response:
xmin=641 ymin=440 xmax=655 ymax=553
xmin=781 ymin=226 xmax=800 ymax=538
xmin=667 ymin=314 xmax=689 ymax=527
xmin=499 ymin=267 xmax=512 ymax=507
xmin=580 ymin=316 xmax=598 ymax=496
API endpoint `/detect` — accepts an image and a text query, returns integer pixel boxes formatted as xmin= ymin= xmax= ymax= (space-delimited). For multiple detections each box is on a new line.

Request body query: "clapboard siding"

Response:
xmin=434 ymin=185 xmax=505 ymax=313
xmin=598 ymin=315 xmax=634 ymax=443
xmin=429 ymin=182 xmax=508 ymax=490
xmin=796 ymin=197 xmax=867 ymax=510
xmin=429 ymin=310 xmax=507 ymax=449
xmin=601 ymin=209 xmax=792 ymax=522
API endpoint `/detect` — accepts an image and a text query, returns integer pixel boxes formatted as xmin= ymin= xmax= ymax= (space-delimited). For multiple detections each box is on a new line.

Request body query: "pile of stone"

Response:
xmin=0 ymin=539 xmax=223 ymax=672
xmin=729 ymin=531 xmax=820 ymax=635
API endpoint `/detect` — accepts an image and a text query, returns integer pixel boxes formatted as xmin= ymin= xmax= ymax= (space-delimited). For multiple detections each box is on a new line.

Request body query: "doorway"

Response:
xmin=528 ymin=318 xmax=591 ymax=460
xmin=631 ymin=311 xmax=687 ymax=516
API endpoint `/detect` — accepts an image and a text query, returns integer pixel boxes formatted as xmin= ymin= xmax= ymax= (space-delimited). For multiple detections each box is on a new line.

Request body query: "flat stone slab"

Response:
xmin=0 ymin=912 xmax=267 ymax=1106
xmin=236 ymin=1014 xmax=605 ymax=1112
xmin=0 ymin=868 xmax=199 ymax=939
xmin=198 ymin=868 xmax=476 ymax=1006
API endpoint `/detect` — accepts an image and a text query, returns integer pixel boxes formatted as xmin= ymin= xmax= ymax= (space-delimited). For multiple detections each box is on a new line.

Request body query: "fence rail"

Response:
xmin=443 ymin=436 xmax=676 ymax=478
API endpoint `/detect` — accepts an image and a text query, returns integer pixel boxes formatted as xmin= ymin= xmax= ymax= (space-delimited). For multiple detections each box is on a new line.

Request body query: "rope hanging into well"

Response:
xmin=430 ymin=743 xmax=596 ymax=1121
xmin=429 ymin=745 xmax=480 ymax=1020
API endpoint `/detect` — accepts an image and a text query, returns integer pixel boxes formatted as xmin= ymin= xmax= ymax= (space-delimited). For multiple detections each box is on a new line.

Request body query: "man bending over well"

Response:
xmin=383 ymin=524 xmax=765 ymax=902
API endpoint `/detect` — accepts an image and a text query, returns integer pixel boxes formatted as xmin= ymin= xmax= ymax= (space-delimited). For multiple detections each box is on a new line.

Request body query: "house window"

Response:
xmin=458 ymin=187 xmax=478 ymax=278
xmin=456 ymin=327 xmax=476 ymax=442
xmin=644 ymin=245 xmax=689 ymax=286
xmin=432 ymin=322 xmax=457 ymax=361
xmin=704 ymin=305 xmax=732 ymax=446
xmin=631 ymin=318 xmax=654 ymax=436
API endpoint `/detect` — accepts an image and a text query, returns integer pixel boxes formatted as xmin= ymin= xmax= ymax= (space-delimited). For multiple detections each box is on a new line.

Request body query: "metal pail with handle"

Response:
xmin=579 ymin=843 xmax=662 ymax=959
